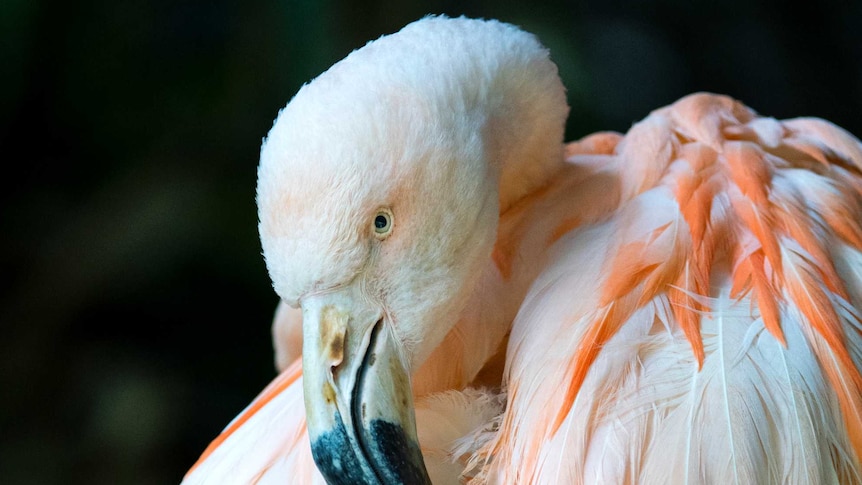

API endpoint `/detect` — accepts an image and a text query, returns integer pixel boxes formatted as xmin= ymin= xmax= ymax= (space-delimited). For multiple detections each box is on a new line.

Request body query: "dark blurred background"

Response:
xmin=2 ymin=0 xmax=860 ymax=483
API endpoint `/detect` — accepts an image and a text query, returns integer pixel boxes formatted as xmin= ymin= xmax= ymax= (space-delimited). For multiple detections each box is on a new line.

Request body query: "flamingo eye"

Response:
xmin=373 ymin=210 xmax=393 ymax=238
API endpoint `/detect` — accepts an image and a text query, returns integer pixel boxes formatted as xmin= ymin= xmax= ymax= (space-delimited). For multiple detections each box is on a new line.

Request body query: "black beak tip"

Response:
xmin=362 ymin=419 xmax=431 ymax=484
xmin=310 ymin=413 xmax=432 ymax=485
xmin=310 ymin=412 xmax=379 ymax=485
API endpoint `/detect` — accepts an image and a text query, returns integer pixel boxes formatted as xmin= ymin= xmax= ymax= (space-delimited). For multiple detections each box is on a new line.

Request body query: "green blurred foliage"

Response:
xmin=1 ymin=0 xmax=860 ymax=483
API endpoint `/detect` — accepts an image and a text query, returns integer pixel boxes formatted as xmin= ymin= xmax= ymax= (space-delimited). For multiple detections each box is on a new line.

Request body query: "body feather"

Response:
xmin=481 ymin=93 xmax=862 ymax=484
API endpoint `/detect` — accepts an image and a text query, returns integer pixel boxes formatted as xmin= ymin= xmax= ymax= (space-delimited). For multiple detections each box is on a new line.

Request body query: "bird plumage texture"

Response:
xmin=183 ymin=15 xmax=862 ymax=484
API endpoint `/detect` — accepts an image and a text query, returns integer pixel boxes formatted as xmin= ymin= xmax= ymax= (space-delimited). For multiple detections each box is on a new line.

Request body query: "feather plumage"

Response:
xmin=482 ymin=93 xmax=862 ymax=483
xmin=183 ymin=17 xmax=862 ymax=485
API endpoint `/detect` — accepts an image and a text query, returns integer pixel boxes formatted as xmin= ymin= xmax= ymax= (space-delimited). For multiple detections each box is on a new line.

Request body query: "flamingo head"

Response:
xmin=256 ymin=16 xmax=567 ymax=484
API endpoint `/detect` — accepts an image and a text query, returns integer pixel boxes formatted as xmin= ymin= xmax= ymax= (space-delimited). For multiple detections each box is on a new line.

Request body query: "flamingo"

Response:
xmin=182 ymin=16 xmax=862 ymax=484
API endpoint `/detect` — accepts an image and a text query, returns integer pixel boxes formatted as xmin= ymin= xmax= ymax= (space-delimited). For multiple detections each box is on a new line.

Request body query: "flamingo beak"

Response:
xmin=300 ymin=297 xmax=431 ymax=485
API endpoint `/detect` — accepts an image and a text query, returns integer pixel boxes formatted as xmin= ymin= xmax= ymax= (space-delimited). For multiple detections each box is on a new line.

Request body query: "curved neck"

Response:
xmin=413 ymin=156 xmax=620 ymax=395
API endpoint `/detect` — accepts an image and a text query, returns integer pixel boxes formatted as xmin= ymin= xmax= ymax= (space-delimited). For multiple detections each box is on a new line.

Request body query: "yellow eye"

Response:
xmin=373 ymin=210 xmax=392 ymax=237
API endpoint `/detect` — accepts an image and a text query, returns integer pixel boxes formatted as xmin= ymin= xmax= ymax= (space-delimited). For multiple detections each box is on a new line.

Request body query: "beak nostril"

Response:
xmin=319 ymin=306 xmax=348 ymax=368
xmin=328 ymin=332 xmax=345 ymax=366
xmin=328 ymin=328 xmax=346 ymax=381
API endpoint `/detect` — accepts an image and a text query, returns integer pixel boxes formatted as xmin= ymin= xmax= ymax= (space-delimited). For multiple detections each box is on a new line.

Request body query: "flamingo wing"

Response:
xmin=481 ymin=93 xmax=862 ymax=483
